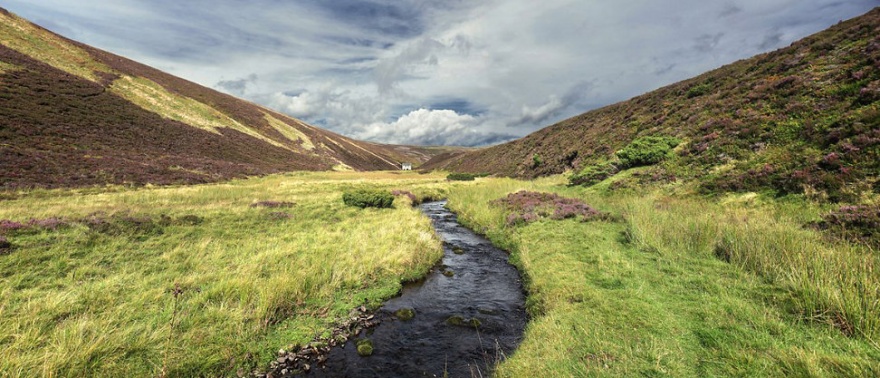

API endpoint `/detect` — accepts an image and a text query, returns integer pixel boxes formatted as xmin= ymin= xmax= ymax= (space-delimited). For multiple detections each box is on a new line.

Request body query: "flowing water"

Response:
xmin=302 ymin=201 xmax=527 ymax=377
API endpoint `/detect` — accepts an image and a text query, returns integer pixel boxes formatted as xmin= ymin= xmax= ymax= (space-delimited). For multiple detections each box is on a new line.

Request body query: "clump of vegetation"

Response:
xmin=812 ymin=204 xmax=880 ymax=248
xmin=342 ymin=189 xmax=394 ymax=209
xmin=569 ymin=161 xmax=620 ymax=186
xmin=532 ymin=154 xmax=543 ymax=168
xmin=615 ymin=136 xmax=681 ymax=168
xmin=447 ymin=173 xmax=476 ymax=181
xmin=493 ymin=191 xmax=609 ymax=226
xmin=394 ymin=308 xmax=416 ymax=321
xmin=686 ymin=82 xmax=713 ymax=98
xmin=250 ymin=201 xmax=295 ymax=208
xmin=0 ymin=217 xmax=70 ymax=234
xmin=356 ymin=339 xmax=374 ymax=356
xmin=442 ymin=269 xmax=455 ymax=277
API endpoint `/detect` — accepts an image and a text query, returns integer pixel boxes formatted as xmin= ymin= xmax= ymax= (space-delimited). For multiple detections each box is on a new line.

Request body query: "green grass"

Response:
xmin=446 ymin=177 xmax=880 ymax=377
xmin=0 ymin=10 xmax=112 ymax=81
xmin=0 ymin=172 xmax=449 ymax=377
xmin=3 ymin=171 xmax=879 ymax=377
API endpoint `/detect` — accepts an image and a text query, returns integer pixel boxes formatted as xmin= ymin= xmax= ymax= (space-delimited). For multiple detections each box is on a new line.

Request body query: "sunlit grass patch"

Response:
xmin=0 ymin=172 xmax=447 ymax=377
xmin=0 ymin=11 xmax=112 ymax=81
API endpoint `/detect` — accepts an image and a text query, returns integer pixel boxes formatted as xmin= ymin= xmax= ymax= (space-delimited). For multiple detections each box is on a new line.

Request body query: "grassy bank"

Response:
xmin=446 ymin=177 xmax=880 ymax=377
xmin=0 ymin=172 xmax=448 ymax=377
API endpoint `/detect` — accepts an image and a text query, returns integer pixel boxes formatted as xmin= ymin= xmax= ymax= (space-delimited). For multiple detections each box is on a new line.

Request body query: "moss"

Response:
xmin=356 ymin=339 xmax=373 ymax=356
xmin=446 ymin=315 xmax=480 ymax=328
xmin=394 ymin=308 xmax=415 ymax=321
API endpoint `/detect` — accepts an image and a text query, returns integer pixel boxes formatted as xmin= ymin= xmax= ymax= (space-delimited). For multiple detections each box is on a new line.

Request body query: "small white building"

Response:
xmin=401 ymin=163 xmax=413 ymax=171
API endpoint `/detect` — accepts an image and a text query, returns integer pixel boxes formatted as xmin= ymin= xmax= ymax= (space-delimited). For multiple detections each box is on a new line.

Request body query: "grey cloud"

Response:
xmin=760 ymin=30 xmax=785 ymax=50
xmin=215 ymin=74 xmax=258 ymax=96
xmin=694 ymin=33 xmax=725 ymax=53
xmin=719 ymin=3 xmax=744 ymax=17
xmin=374 ymin=38 xmax=446 ymax=94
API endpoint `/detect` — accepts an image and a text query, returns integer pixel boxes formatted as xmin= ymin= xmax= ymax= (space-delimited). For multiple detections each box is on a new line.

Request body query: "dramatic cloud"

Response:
xmin=3 ymin=0 xmax=877 ymax=146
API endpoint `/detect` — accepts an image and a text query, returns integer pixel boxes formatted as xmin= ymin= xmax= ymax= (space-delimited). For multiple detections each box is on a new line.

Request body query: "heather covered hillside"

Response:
xmin=426 ymin=7 xmax=880 ymax=203
xmin=0 ymin=8 xmax=448 ymax=189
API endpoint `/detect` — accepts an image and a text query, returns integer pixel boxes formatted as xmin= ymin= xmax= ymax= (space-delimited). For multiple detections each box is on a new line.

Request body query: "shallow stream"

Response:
xmin=301 ymin=200 xmax=527 ymax=377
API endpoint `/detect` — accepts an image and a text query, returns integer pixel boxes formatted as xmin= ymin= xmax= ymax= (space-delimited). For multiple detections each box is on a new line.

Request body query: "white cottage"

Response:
xmin=401 ymin=163 xmax=413 ymax=171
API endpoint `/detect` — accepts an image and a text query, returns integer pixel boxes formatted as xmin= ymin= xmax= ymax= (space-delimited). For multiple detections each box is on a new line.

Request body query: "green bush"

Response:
xmin=447 ymin=173 xmax=476 ymax=181
xmin=616 ymin=136 xmax=681 ymax=168
xmin=569 ymin=161 xmax=620 ymax=187
xmin=686 ymin=83 xmax=713 ymax=98
xmin=342 ymin=189 xmax=394 ymax=209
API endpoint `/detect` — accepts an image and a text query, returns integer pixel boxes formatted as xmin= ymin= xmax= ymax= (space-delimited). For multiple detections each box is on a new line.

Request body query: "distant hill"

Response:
xmin=0 ymin=8 xmax=452 ymax=189
xmin=426 ymin=7 xmax=880 ymax=202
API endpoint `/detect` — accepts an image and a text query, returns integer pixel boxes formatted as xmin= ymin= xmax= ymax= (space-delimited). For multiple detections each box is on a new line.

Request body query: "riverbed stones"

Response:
xmin=446 ymin=315 xmax=481 ymax=328
xmin=356 ymin=339 xmax=374 ymax=356
xmin=394 ymin=308 xmax=415 ymax=321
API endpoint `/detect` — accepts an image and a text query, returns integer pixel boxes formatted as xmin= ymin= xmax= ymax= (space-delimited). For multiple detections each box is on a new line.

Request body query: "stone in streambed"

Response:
xmin=394 ymin=308 xmax=416 ymax=321
xmin=356 ymin=339 xmax=373 ymax=356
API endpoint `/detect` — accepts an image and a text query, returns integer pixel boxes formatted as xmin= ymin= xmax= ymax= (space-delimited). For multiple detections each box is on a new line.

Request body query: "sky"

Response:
xmin=3 ymin=1 xmax=877 ymax=146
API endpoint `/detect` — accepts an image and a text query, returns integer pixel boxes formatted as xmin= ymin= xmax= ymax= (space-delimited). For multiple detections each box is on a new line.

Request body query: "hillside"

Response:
xmin=426 ymin=7 xmax=880 ymax=202
xmin=0 ymin=8 xmax=448 ymax=189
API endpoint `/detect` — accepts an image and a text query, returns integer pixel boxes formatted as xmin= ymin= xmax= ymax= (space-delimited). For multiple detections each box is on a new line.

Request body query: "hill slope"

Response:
xmin=426 ymin=7 xmax=880 ymax=202
xmin=0 ymin=8 xmax=444 ymax=189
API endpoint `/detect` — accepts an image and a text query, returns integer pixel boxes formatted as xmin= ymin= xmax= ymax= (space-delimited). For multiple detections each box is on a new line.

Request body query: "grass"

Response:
xmin=0 ymin=10 xmax=112 ymax=82
xmin=0 ymin=171 xmax=450 ymax=377
xmin=446 ymin=177 xmax=880 ymax=377
xmin=109 ymin=75 xmax=292 ymax=151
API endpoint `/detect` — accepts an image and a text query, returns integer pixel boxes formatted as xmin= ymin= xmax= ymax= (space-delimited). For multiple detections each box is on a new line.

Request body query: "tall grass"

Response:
xmin=0 ymin=172 xmax=446 ymax=377
xmin=446 ymin=177 xmax=880 ymax=377
xmin=617 ymin=194 xmax=880 ymax=341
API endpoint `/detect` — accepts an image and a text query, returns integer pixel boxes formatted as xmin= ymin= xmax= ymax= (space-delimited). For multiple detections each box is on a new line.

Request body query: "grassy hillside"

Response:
xmin=426 ymin=7 xmax=879 ymax=203
xmin=0 ymin=8 xmax=451 ymax=189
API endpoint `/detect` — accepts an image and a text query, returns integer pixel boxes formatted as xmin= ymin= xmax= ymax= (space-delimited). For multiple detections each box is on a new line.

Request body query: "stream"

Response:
xmin=299 ymin=200 xmax=528 ymax=377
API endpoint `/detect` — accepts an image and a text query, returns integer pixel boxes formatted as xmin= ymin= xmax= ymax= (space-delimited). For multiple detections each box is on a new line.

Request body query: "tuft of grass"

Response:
xmin=0 ymin=172 xmax=446 ymax=377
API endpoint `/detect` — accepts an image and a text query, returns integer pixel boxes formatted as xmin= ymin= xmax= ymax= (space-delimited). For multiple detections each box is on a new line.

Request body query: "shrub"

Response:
xmin=616 ymin=136 xmax=681 ymax=168
xmin=447 ymin=173 xmax=476 ymax=181
xmin=493 ymin=191 xmax=610 ymax=226
xmin=812 ymin=204 xmax=880 ymax=248
xmin=342 ymin=189 xmax=394 ymax=209
xmin=686 ymin=83 xmax=713 ymax=98
xmin=569 ymin=161 xmax=620 ymax=187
